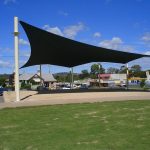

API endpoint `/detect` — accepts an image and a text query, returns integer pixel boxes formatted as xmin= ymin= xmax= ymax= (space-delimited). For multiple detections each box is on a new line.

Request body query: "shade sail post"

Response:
xmin=98 ymin=63 xmax=101 ymax=88
xmin=48 ymin=65 xmax=51 ymax=73
xmin=71 ymin=67 xmax=74 ymax=89
xmin=69 ymin=68 xmax=71 ymax=89
xmin=40 ymin=65 xmax=42 ymax=86
xmin=70 ymin=68 xmax=74 ymax=89
xmin=126 ymin=63 xmax=129 ymax=90
xmin=14 ymin=17 xmax=20 ymax=102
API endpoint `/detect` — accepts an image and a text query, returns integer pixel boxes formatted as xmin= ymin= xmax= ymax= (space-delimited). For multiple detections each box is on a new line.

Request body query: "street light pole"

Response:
xmin=14 ymin=17 xmax=20 ymax=101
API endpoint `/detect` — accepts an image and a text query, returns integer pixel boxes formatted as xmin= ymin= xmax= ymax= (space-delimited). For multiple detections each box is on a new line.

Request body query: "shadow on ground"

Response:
xmin=37 ymin=88 xmax=150 ymax=95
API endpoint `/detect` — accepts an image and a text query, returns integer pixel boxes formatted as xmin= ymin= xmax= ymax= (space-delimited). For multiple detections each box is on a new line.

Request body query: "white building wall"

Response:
xmin=110 ymin=74 xmax=126 ymax=81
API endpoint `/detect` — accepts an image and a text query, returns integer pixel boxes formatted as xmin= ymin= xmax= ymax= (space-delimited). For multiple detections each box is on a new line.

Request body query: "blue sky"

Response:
xmin=0 ymin=0 xmax=150 ymax=74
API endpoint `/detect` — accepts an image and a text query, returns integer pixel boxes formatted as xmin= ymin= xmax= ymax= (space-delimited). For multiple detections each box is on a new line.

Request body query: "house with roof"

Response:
xmin=96 ymin=74 xmax=127 ymax=87
xmin=19 ymin=73 xmax=57 ymax=90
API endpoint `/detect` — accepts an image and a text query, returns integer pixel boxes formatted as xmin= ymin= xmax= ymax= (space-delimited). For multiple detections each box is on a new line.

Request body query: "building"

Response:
xmin=146 ymin=71 xmax=150 ymax=81
xmin=145 ymin=71 xmax=150 ymax=86
xmin=19 ymin=73 xmax=57 ymax=90
xmin=89 ymin=74 xmax=127 ymax=87
xmin=128 ymin=77 xmax=145 ymax=85
xmin=96 ymin=74 xmax=127 ymax=87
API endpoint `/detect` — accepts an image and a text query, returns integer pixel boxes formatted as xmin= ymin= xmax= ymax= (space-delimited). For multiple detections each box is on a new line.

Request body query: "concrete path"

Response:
xmin=0 ymin=91 xmax=150 ymax=109
xmin=0 ymin=96 xmax=4 ymax=103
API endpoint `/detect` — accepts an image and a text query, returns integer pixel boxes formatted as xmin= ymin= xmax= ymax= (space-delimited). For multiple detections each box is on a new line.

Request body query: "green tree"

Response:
xmin=133 ymin=71 xmax=146 ymax=78
xmin=0 ymin=77 xmax=6 ymax=87
xmin=140 ymin=79 xmax=146 ymax=88
xmin=131 ymin=65 xmax=141 ymax=73
xmin=90 ymin=63 xmax=105 ymax=79
xmin=55 ymin=75 xmax=65 ymax=82
xmin=80 ymin=70 xmax=89 ymax=79
xmin=107 ymin=67 xmax=119 ymax=74
xmin=119 ymin=65 xmax=127 ymax=73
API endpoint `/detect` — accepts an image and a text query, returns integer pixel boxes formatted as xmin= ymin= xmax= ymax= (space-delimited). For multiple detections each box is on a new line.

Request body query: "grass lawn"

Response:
xmin=0 ymin=100 xmax=150 ymax=150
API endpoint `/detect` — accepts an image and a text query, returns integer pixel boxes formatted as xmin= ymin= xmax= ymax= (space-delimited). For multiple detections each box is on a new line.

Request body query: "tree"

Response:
xmin=90 ymin=63 xmax=105 ymax=79
xmin=80 ymin=70 xmax=89 ymax=79
xmin=0 ymin=77 xmax=6 ymax=87
xmin=55 ymin=73 xmax=79 ymax=82
xmin=91 ymin=64 xmax=105 ymax=74
xmin=140 ymin=79 xmax=146 ymax=88
xmin=131 ymin=65 xmax=142 ymax=73
xmin=133 ymin=71 xmax=146 ymax=78
xmin=107 ymin=67 xmax=119 ymax=74
xmin=119 ymin=65 xmax=127 ymax=73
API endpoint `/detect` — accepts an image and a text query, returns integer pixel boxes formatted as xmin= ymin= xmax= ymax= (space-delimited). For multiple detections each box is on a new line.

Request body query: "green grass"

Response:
xmin=0 ymin=100 xmax=150 ymax=150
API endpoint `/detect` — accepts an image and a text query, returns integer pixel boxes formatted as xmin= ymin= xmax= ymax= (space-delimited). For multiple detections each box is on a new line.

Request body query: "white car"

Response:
xmin=62 ymin=86 xmax=71 ymax=90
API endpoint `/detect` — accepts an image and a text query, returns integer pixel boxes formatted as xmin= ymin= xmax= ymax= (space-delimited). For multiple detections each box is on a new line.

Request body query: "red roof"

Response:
xmin=98 ymin=74 xmax=111 ymax=78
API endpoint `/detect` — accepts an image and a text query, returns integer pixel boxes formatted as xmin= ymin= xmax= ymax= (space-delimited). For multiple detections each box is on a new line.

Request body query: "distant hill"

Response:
xmin=54 ymin=72 xmax=79 ymax=77
xmin=0 ymin=74 xmax=11 ymax=79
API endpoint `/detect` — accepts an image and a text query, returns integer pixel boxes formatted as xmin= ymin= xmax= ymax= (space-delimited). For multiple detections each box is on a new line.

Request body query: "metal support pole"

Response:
xmin=126 ymin=63 xmax=129 ymax=90
xmin=98 ymin=64 xmax=101 ymax=88
xmin=14 ymin=17 xmax=20 ymax=101
xmin=71 ymin=67 xmax=74 ymax=89
xmin=70 ymin=68 xmax=73 ymax=89
xmin=40 ymin=65 xmax=42 ymax=86
xmin=70 ymin=68 xmax=71 ymax=89
xmin=48 ymin=65 xmax=50 ymax=73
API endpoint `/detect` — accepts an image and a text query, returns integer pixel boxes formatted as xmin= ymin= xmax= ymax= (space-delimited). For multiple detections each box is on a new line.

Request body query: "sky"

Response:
xmin=0 ymin=0 xmax=150 ymax=74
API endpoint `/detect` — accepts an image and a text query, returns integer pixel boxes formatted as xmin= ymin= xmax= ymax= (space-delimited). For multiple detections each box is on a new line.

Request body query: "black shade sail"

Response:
xmin=20 ymin=21 xmax=150 ymax=68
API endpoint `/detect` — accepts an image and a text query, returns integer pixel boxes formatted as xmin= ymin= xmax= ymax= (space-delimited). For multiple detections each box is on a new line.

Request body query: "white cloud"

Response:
xmin=93 ymin=32 xmax=101 ymax=38
xmin=43 ymin=22 xmax=85 ymax=39
xmin=24 ymin=53 xmax=30 ymax=57
xmin=19 ymin=60 xmax=27 ymax=67
xmin=0 ymin=60 xmax=12 ymax=68
xmin=130 ymin=58 xmax=150 ymax=70
xmin=121 ymin=45 xmax=135 ymax=52
xmin=141 ymin=32 xmax=150 ymax=42
xmin=141 ymin=33 xmax=150 ymax=47
xmin=43 ymin=25 xmax=63 ymax=36
xmin=4 ymin=0 xmax=16 ymax=5
xmin=58 ymin=11 xmax=68 ymax=16
xmin=63 ymin=22 xmax=85 ymax=39
xmin=0 ymin=47 xmax=11 ymax=51
xmin=19 ymin=39 xmax=30 ymax=46
xmin=99 ymin=37 xmax=123 ymax=49
xmin=145 ymin=51 xmax=150 ymax=55
xmin=20 ymin=52 xmax=30 ymax=57
xmin=98 ymin=37 xmax=135 ymax=52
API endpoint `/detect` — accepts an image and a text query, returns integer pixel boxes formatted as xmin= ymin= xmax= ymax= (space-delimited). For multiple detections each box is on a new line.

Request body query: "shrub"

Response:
xmin=140 ymin=79 xmax=146 ymax=88
xmin=21 ymin=82 xmax=31 ymax=90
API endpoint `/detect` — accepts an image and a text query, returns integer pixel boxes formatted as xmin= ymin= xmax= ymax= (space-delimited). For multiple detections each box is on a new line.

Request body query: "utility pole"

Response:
xmin=14 ymin=17 xmax=20 ymax=101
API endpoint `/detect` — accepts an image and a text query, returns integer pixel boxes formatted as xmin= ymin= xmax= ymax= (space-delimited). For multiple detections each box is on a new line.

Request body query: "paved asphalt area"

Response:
xmin=0 ymin=96 xmax=4 ymax=103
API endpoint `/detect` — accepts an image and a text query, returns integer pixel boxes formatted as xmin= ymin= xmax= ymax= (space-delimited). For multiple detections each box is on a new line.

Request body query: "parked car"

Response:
xmin=0 ymin=87 xmax=8 ymax=96
xmin=0 ymin=89 xmax=3 ymax=96
xmin=80 ymin=84 xmax=89 ymax=89
xmin=62 ymin=85 xmax=71 ymax=90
